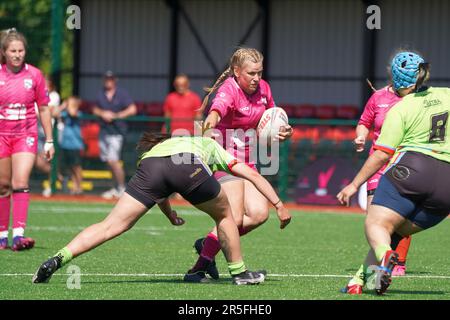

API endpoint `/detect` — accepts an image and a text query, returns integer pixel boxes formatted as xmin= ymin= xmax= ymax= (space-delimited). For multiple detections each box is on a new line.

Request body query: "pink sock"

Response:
xmin=200 ymin=232 xmax=222 ymax=260
xmin=0 ymin=195 xmax=11 ymax=233
xmin=12 ymin=191 xmax=30 ymax=230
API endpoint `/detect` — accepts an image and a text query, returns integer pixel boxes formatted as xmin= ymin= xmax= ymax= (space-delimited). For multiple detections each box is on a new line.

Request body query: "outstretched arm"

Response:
xmin=230 ymin=163 xmax=291 ymax=229
xmin=203 ymin=110 xmax=221 ymax=130
xmin=337 ymin=149 xmax=391 ymax=206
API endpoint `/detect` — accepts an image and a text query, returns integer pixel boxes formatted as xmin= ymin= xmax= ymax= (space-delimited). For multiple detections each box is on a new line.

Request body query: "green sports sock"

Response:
xmin=349 ymin=264 xmax=368 ymax=286
xmin=375 ymin=244 xmax=392 ymax=262
xmin=54 ymin=247 xmax=73 ymax=267
xmin=228 ymin=261 xmax=246 ymax=276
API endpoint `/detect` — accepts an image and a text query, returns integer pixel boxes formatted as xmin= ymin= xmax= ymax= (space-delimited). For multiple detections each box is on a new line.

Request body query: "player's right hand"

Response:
xmin=337 ymin=183 xmax=358 ymax=207
xmin=276 ymin=205 xmax=291 ymax=229
xmin=353 ymin=136 xmax=366 ymax=152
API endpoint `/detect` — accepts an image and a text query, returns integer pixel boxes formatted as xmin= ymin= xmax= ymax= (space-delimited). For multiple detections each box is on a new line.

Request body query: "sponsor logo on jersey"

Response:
xmin=378 ymin=104 xmax=390 ymax=108
xmin=24 ymin=79 xmax=33 ymax=89
xmin=424 ymin=99 xmax=442 ymax=108
xmin=239 ymin=106 xmax=250 ymax=112
xmin=189 ymin=168 xmax=202 ymax=178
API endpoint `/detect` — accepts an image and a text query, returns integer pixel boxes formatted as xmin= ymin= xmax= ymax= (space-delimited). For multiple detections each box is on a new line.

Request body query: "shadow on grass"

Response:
xmin=344 ymin=269 xmax=433 ymax=275
xmin=79 ymin=278 xmax=281 ymax=285
xmin=400 ymin=270 xmax=433 ymax=275
xmin=387 ymin=289 xmax=446 ymax=295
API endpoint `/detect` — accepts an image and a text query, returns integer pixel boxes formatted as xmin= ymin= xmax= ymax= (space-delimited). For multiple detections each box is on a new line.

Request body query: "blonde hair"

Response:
xmin=199 ymin=47 xmax=264 ymax=112
xmin=0 ymin=28 xmax=27 ymax=64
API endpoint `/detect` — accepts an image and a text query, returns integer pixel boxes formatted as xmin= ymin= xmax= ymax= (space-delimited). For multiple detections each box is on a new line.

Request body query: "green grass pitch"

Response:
xmin=0 ymin=201 xmax=449 ymax=300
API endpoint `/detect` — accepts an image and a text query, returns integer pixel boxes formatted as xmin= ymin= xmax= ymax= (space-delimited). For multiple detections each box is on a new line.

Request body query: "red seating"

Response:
xmin=135 ymin=102 xmax=147 ymax=115
xmin=294 ymin=104 xmax=316 ymax=118
xmin=79 ymin=100 xmax=95 ymax=114
xmin=316 ymin=105 xmax=337 ymax=119
xmin=337 ymin=105 xmax=359 ymax=119
xmin=334 ymin=126 xmax=355 ymax=141
xmin=280 ymin=104 xmax=296 ymax=118
xmin=317 ymin=125 xmax=336 ymax=141
xmin=80 ymin=122 xmax=100 ymax=158
xmin=145 ymin=102 xmax=164 ymax=116
xmin=292 ymin=125 xmax=319 ymax=142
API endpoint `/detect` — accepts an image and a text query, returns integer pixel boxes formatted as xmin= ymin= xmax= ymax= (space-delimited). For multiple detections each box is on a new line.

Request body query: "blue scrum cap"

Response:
xmin=391 ymin=52 xmax=425 ymax=91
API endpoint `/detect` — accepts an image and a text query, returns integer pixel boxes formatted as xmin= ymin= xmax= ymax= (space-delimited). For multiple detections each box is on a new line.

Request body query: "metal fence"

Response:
xmin=30 ymin=115 xmax=370 ymax=205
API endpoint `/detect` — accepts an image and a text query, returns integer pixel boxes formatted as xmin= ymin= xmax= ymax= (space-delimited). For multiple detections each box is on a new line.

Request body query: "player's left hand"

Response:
xmin=44 ymin=141 xmax=55 ymax=161
xmin=337 ymin=183 xmax=358 ymax=207
xmin=167 ymin=210 xmax=185 ymax=226
xmin=275 ymin=125 xmax=293 ymax=141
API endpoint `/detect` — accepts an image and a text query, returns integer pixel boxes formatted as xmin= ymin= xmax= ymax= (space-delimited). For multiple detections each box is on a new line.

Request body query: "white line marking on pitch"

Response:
xmin=1 ymin=273 xmax=449 ymax=279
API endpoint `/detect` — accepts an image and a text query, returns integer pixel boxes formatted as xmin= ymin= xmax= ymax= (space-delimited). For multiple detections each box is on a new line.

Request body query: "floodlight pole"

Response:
xmin=50 ymin=0 xmax=64 ymax=194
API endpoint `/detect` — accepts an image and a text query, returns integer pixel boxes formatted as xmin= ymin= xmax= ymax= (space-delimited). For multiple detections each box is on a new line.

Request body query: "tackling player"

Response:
xmin=32 ymin=134 xmax=291 ymax=285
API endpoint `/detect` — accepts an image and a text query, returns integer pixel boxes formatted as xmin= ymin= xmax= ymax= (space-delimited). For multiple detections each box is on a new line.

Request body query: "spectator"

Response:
xmin=163 ymin=74 xmax=202 ymax=135
xmin=36 ymin=77 xmax=61 ymax=197
xmin=54 ymin=96 xmax=84 ymax=195
xmin=92 ymin=71 xmax=137 ymax=199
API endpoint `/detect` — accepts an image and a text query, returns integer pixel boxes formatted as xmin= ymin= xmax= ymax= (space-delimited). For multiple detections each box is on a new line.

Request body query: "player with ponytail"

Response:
xmin=184 ymin=47 xmax=293 ymax=282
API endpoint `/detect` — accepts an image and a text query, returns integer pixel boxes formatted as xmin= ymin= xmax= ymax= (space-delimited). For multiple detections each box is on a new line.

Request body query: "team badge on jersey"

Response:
xmin=260 ymin=97 xmax=267 ymax=105
xmin=26 ymin=136 xmax=35 ymax=147
xmin=24 ymin=79 xmax=33 ymax=89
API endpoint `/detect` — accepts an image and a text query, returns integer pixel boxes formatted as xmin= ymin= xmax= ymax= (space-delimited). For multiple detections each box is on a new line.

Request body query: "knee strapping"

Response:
xmin=12 ymin=188 xmax=30 ymax=194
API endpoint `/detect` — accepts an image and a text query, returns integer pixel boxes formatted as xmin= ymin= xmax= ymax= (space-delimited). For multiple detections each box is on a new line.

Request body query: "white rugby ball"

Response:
xmin=257 ymin=107 xmax=289 ymax=140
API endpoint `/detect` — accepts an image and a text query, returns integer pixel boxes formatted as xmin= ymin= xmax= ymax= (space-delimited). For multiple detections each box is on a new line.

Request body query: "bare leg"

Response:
xmin=67 ymin=193 xmax=148 ymax=258
xmin=365 ymin=205 xmax=409 ymax=254
xmin=242 ymin=180 xmax=269 ymax=233
xmin=107 ymin=160 xmax=125 ymax=188
xmin=207 ymin=179 xmax=244 ymax=238
xmin=194 ymin=188 xmax=242 ymax=263
xmin=196 ymin=190 xmax=242 ymax=262
xmin=33 ymin=193 xmax=150 ymax=283
xmin=0 ymin=157 xmax=12 ymax=237
xmin=71 ymin=165 xmax=83 ymax=193
xmin=35 ymin=153 xmax=50 ymax=174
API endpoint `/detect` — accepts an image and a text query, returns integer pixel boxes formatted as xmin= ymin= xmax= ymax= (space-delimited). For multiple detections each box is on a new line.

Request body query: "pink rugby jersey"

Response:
xmin=209 ymin=77 xmax=275 ymax=165
xmin=358 ymin=86 xmax=402 ymax=154
xmin=0 ymin=63 xmax=49 ymax=136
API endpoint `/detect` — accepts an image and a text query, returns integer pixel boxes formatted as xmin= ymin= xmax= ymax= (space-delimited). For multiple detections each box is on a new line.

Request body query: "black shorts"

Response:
xmin=60 ymin=148 xmax=82 ymax=169
xmin=372 ymin=151 xmax=450 ymax=229
xmin=126 ymin=153 xmax=221 ymax=208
